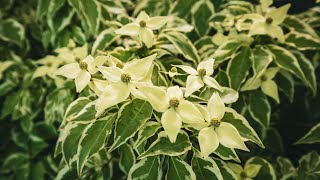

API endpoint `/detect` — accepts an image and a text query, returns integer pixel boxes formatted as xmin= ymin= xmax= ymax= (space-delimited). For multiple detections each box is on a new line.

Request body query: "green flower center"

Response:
xmin=79 ymin=61 xmax=88 ymax=70
xmin=116 ymin=62 xmax=124 ymax=69
xmin=211 ymin=119 xmax=221 ymax=127
xmin=266 ymin=17 xmax=273 ymax=24
xmin=121 ymin=73 xmax=131 ymax=83
xmin=198 ymin=68 xmax=206 ymax=77
xmin=240 ymin=171 xmax=247 ymax=178
xmin=169 ymin=97 xmax=180 ymax=108
xmin=261 ymin=75 xmax=267 ymax=81
xmin=139 ymin=20 xmax=147 ymax=27
xmin=75 ymin=57 xmax=81 ymax=62
xmin=170 ymin=67 xmax=177 ymax=73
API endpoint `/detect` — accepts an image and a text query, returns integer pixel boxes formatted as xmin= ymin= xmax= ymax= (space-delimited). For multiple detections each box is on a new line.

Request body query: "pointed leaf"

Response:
xmin=138 ymin=131 xmax=191 ymax=159
xmin=110 ymin=99 xmax=153 ymax=151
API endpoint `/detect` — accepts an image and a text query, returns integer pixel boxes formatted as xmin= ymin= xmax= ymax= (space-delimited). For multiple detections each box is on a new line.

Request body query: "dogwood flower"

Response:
xmin=55 ymin=40 xmax=88 ymax=63
xmin=241 ymin=67 xmax=280 ymax=103
xmin=247 ymin=4 xmax=291 ymax=42
xmin=227 ymin=162 xmax=262 ymax=180
xmin=55 ymin=55 xmax=106 ymax=93
xmin=139 ymin=85 xmax=205 ymax=143
xmin=115 ymin=11 xmax=168 ymax=48
xmin=95 ymin=54 xmax=157 ymax=116
xmin=175 ymin=58 xmax=223 ymax=97
xmin=198 ymin=92 xmax=249 ymax=158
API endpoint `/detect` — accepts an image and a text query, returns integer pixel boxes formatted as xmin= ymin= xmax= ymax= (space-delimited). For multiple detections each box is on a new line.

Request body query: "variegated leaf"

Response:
xmin=166 ymin=156 xmax=196 ymax=180
xmin=138 ymin=131 xmax=191 ymax=159
xmin=246 ymin=157 xmax=276 ymax=180
xmin=192 ymin=150 xmax=223 ymax=180
xmin=109 ymin=99 xmax=153 ymax=151
xmin=127 ymin=156 xmax=161 ymax=180
xmin=119 ymin=143 xmax=136 ymax=174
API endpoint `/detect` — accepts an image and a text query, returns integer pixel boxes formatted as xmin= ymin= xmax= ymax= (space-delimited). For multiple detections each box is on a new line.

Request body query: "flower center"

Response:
xmin=170 ymin=67 xmax=177 ymax=73
xmin=139 ymin=20 xmax=147 ymax=27
xmin=79 ymin=61 xmax=88 ymax=70
xmin=261 ymin=75 xmax=267 ymax=81
xmin=121 ymin=73 xmax=131 ymax=83
xmin=169 ymin=97 xmax=180 ymax=108
xmin=211 ymin=119 xmax=221 ymax=127
xmin=266 ymin=17 xmax=273 ymax=24
xmin=75 ymin=57 xmax=81 ymax=62
xmin=240 ymin=171 xmax=247 ymax=178
xmin=198 ymin=68 xmax=206 ymax=77
xmin=116 ymin=62 xmax=124 ymax=69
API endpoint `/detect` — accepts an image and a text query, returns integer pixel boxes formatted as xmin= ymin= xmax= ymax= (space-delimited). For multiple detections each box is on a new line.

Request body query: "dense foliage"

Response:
xmin=0 ymin=0 xmax=319 ymax=179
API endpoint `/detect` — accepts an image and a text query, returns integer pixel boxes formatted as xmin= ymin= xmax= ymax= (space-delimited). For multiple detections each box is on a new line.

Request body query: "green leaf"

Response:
xmin=222 ymin=108 xmax=264 ymax=148
xmin=119 ymin=143 xmax=136 ymax=174
xmin=266 ymin=45 xmax=306 ymax=84
xmin=69 ymin=102 xmax=96 ymax=122
xmin=79 ymin=0 xmax=100 ymax=35
xmin=252 ymin=46 xmax=273 ymax=79
xmin=2 ymin=153 xmax=29 ymax=172
xmin=295 ymin=123 xmax=320 ymax=144
xmin=61 ymin=122 xmax=89 ymax=165
xmin=134 ymin=121 xmax=161 ymax=148
xmin=191 ymin=0 xmax=215 ymax=36
xmin=30 ymin=135 xmax=48 ymax=158
xmin=48 ymin=5 xmax=75 ymax=34
xmin=47 ymin=0 xmax=65 ymax=18
xmin=109 ymin=99 xmax=153 ymax=151
xmin=166 ymin=156 xmax=196 ymax=180
xmin=164 ymin=31 xmax=200 ymax=63
xmin=285 ymin=31 xmax=320 ymax=50
xmin=227 ymin=46 xmax=252 ymax=90
xmin=170 ymin=0 xmax=198 ymax=18
xmin=45 ymin=88 xmax=73 ymax=124
xmin=138 ymin=131 xmax=192 ymax=159
xmin=283 ymin=16 xmax=318 ymax=38
xmin=64 ymin=97 xmax=92 ymax=120
xmin=213 ymin=36 xmax=253 ymax=63
xmin=77 ymin=114 xmax=117 ymax=175
xmin=248 ymin=91 xmax=271 ymax=128
xmin=71 ymin=26 xmax=86 ymax=44
xmin=276 ymin=157 xmax=296 ymax=177
xmin=246 ymin=157 xmax=276 ymax=180
xmin=0 ymin=90 xmax=20 ymax=119
xmin=297 ymin=151 xmax=320 ymax=180
xmin=214 ymin=144 xmax=240 ymax=163
xmin=0 ymin=19 xmax=25 ymax=46
xmin=292 ymin=51 xmax=317 ymax=95
xmin=274 ymin=70 xmax=294 ymax=102
xmin=91 ymin=28 xmax=119 ymax=55
xmin=214 ymin=158 xmax=237 ymax=180
xmin=192 ymin=150 xmax=223 ymax=180
xmin=127 ymin=156 xmax=161 ymax=180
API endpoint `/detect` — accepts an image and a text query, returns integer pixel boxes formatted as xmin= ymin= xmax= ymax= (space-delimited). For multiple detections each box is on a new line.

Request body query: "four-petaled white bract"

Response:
xmin=198 ymin=92 xmax=249 ymax=158
xmin=95 ymin=54 xmax=157 ymax=116
xmin=115 ymin=11 xmax=168 ymax=48
xmin=174 ymin=58 xmax=223 ymax=97
xmin=139 ymin=85 xmax=205 ymax=143
xmin=55 ymin=55 xmax=106 ymax=93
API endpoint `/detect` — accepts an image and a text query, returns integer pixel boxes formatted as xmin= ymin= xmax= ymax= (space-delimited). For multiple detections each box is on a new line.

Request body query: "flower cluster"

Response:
xmin=55 ymin=11 xmax=250 ymax=158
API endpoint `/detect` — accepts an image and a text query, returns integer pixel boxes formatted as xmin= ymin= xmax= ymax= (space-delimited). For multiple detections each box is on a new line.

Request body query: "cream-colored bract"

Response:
xmin=175 ymin=58 xmax=223 ymax=97
xmin=95 ymin=54 xmax=157 ymax=116
xmin=241 ymin=67 xmax=280 ymax=103
xmin=227 ymin=162 xmax=262 ymax=180
xmin=198 ymin=92 xmax=249 ymax=158
xmin=139 ymin=85 xmax=204 ymax=143
xmin=55 ymin=55 xmax=106 ymax=93
xmin=246 ymin=4 xmax=291 ymax=43
xmin=115 ymin=11 xmax=168 ymax=48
